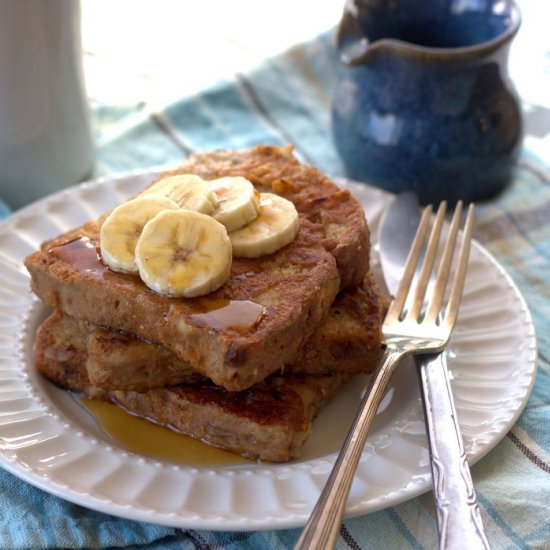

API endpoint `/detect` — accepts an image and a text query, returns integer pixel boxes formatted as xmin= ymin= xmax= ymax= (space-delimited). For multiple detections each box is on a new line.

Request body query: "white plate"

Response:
xmin=0 ymin=170 xmax=537 ymax=531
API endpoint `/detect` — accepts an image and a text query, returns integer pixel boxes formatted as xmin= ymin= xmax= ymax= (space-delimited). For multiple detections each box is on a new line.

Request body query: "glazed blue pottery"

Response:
xmin=332 ymin=0 xmax=522 ymax=204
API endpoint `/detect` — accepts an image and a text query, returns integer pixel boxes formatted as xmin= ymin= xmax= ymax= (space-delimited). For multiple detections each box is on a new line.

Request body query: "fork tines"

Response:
xmin=388 ymin=201 xmax=475 ymax=330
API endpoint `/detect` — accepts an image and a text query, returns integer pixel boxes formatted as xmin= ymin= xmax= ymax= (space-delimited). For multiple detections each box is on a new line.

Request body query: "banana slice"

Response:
xmin=135 ymin=209 xmax=232 ymax=298
xmin=100 ymin=196 xmax=179 ymax=273
xmin=209 ymin=176 xmax=260 ymax=232
xmin=142 ymin=174 xmax=218 ymax=214
xmin=229 ymin=193 xmax=299 ymax=258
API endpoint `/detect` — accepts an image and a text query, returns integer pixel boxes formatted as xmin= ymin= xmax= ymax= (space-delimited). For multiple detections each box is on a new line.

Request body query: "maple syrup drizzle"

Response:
xmin=80 ymin=398 xmax=251 ymax=467
xmin=190 ymin=298 xmax=266 ymax=333
xmin=49 ymin=236 xmax=108 ymax=279
xmin=53 ymin=241 xmax=264 ymax=461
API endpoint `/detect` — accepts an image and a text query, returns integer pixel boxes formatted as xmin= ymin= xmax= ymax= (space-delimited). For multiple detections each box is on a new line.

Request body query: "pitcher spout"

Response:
xmin=336 ymin=0 xmax=521 ymax=65
xmin=336 ymin=10 xmax=373 ymax=66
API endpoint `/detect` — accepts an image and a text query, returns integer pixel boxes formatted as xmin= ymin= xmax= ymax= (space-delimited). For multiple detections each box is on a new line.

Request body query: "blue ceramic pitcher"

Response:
xmin=332 ymin=0 xmax=522 ymax=203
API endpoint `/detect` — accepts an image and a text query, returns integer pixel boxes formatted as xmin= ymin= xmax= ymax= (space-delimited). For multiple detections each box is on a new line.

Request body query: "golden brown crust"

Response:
xmin=36 ymin=271 xmax=385 ymax=393
xmin=159 ymin=145 xmax=370 ymax=289
xmin=288 ymin=272 xmax=388 ymax=375
xmin=26 ymin=230 xmax=339 ymax=390
xmin=111 ymin=373 xmax=348 ymax=462
xmin=87 ymin=328 xmax=204 ymax=389
xmin=82 ymin=273 xmax=385 ymax=391
xmin=34 ymin=310 xmax=351 ymax=462
xmin=34 ymin=311 xmax=106 ymax=399
xmin=25 ymin=145 xmax=370 ymax=391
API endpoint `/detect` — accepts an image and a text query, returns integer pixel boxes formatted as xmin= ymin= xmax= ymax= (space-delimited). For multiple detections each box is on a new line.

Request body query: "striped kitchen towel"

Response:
xmin=0 ymin=28 xmax=548 ymax=550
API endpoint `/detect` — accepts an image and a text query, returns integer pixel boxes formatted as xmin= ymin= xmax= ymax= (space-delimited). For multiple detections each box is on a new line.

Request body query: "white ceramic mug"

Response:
xmin=0 ymin=0 xmax=94 ymax=210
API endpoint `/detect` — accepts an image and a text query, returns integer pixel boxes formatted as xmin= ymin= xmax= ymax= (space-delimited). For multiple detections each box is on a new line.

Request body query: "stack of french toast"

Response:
xmin=25 ymin=145 xmax=386 ymax=462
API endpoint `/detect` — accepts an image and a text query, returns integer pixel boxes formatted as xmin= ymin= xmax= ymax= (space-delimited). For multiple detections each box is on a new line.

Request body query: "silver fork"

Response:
xmin=294 ymin=201 xmax=476 ymax=550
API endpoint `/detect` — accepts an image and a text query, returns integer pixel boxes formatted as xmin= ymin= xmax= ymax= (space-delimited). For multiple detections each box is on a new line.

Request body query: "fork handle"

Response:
xmin=417 ymin=353 xmax=490 ymax=550
xmin=294 ymin=347 xmax=403 ymax=550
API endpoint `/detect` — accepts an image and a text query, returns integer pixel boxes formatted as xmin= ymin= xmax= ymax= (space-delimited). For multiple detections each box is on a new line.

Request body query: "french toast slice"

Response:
xmin=25 ymin=145 xmax=370 ymax=391
xmin=35 ymin=312 xmax=355 ymax=462
xmin=82 ymin=273 xmax=385 ymax=391
xmin=153 ymin=145 xmax=370 ymax=290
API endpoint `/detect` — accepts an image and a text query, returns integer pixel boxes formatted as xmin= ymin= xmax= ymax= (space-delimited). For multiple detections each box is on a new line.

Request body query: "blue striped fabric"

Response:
xmin=1 ymin=28 xmax=549 ymax=549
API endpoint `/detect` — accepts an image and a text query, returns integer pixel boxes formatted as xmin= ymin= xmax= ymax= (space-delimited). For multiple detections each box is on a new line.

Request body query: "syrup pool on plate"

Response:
xmin=79 ymin=398 xmax=253 ymax=467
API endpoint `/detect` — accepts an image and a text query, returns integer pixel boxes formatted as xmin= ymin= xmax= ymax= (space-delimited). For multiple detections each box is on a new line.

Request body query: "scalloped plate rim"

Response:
xmin=0 ymin=168 xmax=537 ymax=531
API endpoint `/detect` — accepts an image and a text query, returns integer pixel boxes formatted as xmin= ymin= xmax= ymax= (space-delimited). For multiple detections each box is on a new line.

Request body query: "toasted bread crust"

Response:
xmin=34 ymin=312 xmax=106 ymax=400
xmin=35 ymin=312 xmax=352 ymax=462
xmin=87 ymin=328 xmax=203 ymax=389
xmin=25 ymin=146 xmax=369 ymax=390
xmin=290 ymin=272 xmax=387 ymax=375
xmin=81 ymin=273 xmax=385 ymax=391
xmin=36 ymin=272 xmax=385 ymax=392
xmin=26 ymin=229 xmax=339 ymax=390
xmin=158 ymin=145 xmax=370 ymax=289
xmin=111 ymin=374 xmax=347 ymax=462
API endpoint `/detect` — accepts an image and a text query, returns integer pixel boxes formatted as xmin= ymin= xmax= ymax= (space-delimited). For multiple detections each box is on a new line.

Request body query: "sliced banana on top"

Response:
xmin=229 ymin=193 xmax=300 ymax=258
xmin=135 ymin=209 xmax=232 ymax=298
xmin=142 ymin=174 xmax=218 ymax=214
xmin=100 ymin=196 xmax=179 ymax=273
xmin=209 ymin=176 xmax=260 ymax=232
